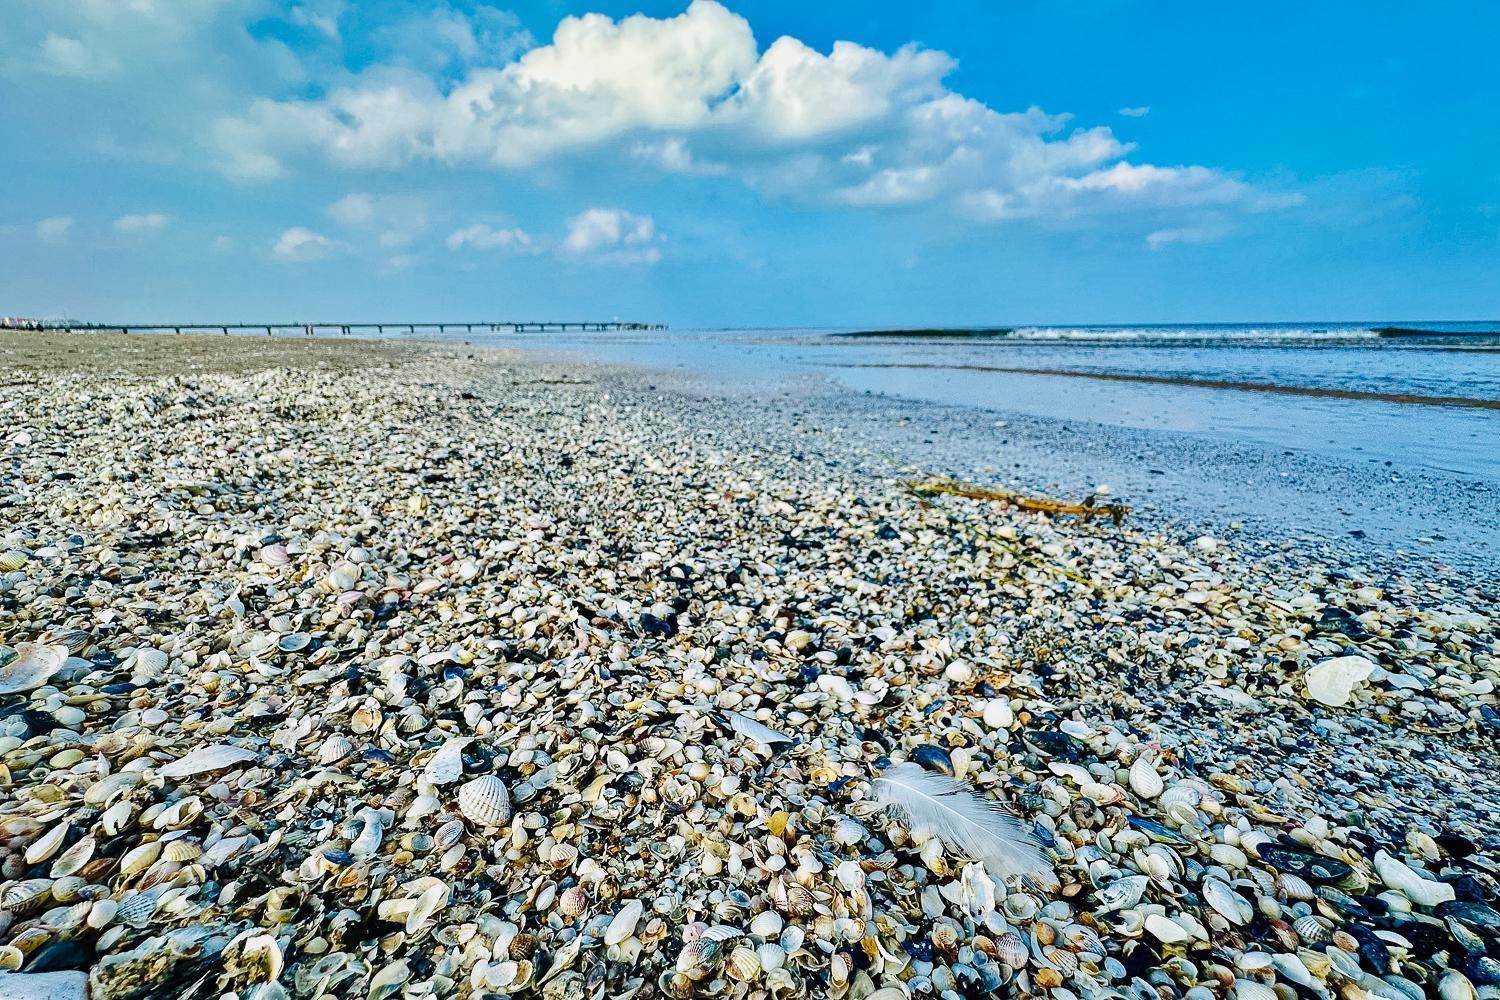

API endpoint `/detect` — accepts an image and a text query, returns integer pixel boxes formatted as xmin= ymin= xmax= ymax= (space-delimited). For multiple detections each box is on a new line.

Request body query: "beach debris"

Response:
xmin=906 ymin=475 xmax=1131 ymax=522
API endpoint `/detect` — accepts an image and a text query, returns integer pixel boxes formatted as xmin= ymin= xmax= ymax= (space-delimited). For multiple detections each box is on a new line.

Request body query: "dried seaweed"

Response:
xmin=905 ymin=476 xmax=1130 ymax=524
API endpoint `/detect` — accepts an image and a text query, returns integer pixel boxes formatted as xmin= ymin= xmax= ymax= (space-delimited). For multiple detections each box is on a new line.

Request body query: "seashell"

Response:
xmin=1275 ymin=872 xmax=1315 ymax=900
xmin=1373 ymin=851 xmax=1455 ymax=907
xmin=1438 ymin=971 xmax=1479 ymax=1000
xmin=25 ymin=823 xmax=70 ymax=865
xmin=994 ymin=930 xmax=1028 ymax=968
xmin=1081 ymin=781 xmax=1126 ymax=805
xmin=1097 ymin=875 xmax=1150 ymax=914
xmin=726 ymin=945 xmax=761 ymax=981
xmin=605 ymin=899 xmax=644 ymax=946
xmin=120 ymin=840 xmax=163 ymax=877
xmin=319 ymin=735 xmax=355 ymax=765
xmin=422 ymin=737 xmax=472 ymax=785
xmin=1145 ymin=913 xmax=1191 ymax=943
xmin=154 ymin=796 xmax=204 ymax=829
xmin=88 ymin=898 xmax=119 ymax=929
xmin=1293 ymin=914 xmax=1331 ymax=944
xmin=1044 ymin=946 xmax=1080 ymax=976
xmin=676 ymin=938 xmax=721 ymax=979
xmin=259 ymin=544 xmax=291 ymax=567
xmin=1003 ymin=892 xmax=1039 ymax=922
xmin=757 ymin=942 xmax=786 ymax=974
xmin=156 ymin=744 xmax=258 ymax=778
xmin=0 ymin=643 xmax=67 ymax=694
xmin=831 ymin=817 xmax=867 ymax=848
xmin=1130 ymin=755 xmax=1165 ymax=799
xmin=100 ymin=800 xmax=136 ymax=837
xmin=116 ymin=890 xmax=159 ymax=927
xmin=1234 ymin=979 xmax=1280 ymax=1000
xmin=433 ymin=819 xmax=465 ymax=849
xmin=404 ymin=882 xmax=449 ymax=935
xmin=2 ymin=879 xmax=55 ymax=915
xmin=558 ymin=886 xmax=588 ymax=917
xmin=1304 ymin=655 xmax=1375 ymax=707
xmin=456 ymin=775 xmax=511 ymax=828
xmin=350 ymin=808 xmax=386 ymax=859
xmin=1160 ymin=784 xmax=1202 ymax=809
xmin=84 ymin=772 xmax=141 ymax=807
xmin=50 ymin=835 xmax=96 ymax=878
xmin=1204 ymin=880 xmax=1250 ymax=925
xmin=49 ymin=876 xmax=86 ymax=903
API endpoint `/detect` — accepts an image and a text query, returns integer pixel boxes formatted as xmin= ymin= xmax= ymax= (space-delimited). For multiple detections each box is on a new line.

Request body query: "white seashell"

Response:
xmin=982 ymin=699 xmax=1013 ymax=730
xmin=456 ymin=775 xmax=511 ymax=828
xmin=1275 ymin=872 xmax=1315 ymax=900
xmin=1159 ymin=784 xmax=1201 ymax=809
xmin=116 ymin=890 xmax=160 ymax=927
xmin=1373 ymin=850 xmax=1455 ymax=907
xmin=153 ymin=796 xmax=204 ymax=830
xmin=100 ymin=800 xmax=135 ymax=837
xmin=120 ymin=840 xmax=163 ymax=876
xmin=50 ymin=835 xmax=96 ymax=878
xmin=405 ymin=882 xmax=450 ymax=935
xmin=0 ymin=643 xmax=68 ymax=694
xmin=834 ymin=860 xmax=865 ymax=892
xmin=1271 ymin=953 xmax=1317 ymax=989
xmin=1145 ymin=913 xmax=1190 ymax=943
xmin=25 ymin=823 xmax=70 ymax=865
xmin=756 ymin=943 xmax=786 ymax=974
xmin=1305 ymin=655 xmax=1375 ymax=707
xmin=88 ymin=898 xmax=119 ymax=929
xmin=350 ymin=808 xmax=387 ymax=860
xmin=433 ymin=819 xmax=465 ymax=849
xmin=156 ymin=744 xmax=258 ymax=778
xmin=422 ymin=737 xmax=472 ymax=785
xmin=1130 ymin=755 xmax=1165 ymax=799
xmin=750 ymin=911 xmax=783 ymax=939
xmin=726 ymin=945 xmax=761 ymax=981
xmin=318 ymin=735 xmax=355 ymax=765
xmin=1437 ymin=970 xmax=1478 ymax=1000
xmin=84 ymin=772 xmax=141 ymax=807
xmin=604 ymin=899 xmax=644 ymax=946
xmin=1234 ymin=979 xmax=1280 ymax=1000
xmin=1203 ymin=879 xmax=1250 ymax=925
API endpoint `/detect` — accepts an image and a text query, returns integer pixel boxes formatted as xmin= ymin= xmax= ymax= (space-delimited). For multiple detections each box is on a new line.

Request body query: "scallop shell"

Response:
xmin=116 ymin=890 xmax=160 ymax=927
xmin=156 ymin=744 xmax=258 ymax=779
xmin=318 ymin=735 xmax=355 ymax=765
xmin=456 ymin=775 xmax=511 ymax=828
xmin=1130 ymin=755 xmax=1165 ymax=799
xmin=422 ymin=737 xmax=472 ymax=785
xmin=0 ymin=643 xmax=67 ymax=694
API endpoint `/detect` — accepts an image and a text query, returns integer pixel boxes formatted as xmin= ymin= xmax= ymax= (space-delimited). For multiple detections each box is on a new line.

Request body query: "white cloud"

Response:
xmin=113 ymin=212 xmax=170 ymax=233
xmin=325 ymin=192 xmax=429 ymax=247
xmin=273 ymin=226 xmax=345 ymax=261
xmin=38 ymin=33 xmax=116 ymax=78
xmin=563 ymin=208 xmax=661 ymax=263
xmin=446 ymin=223 xmax=533 ymax=251
xmin=206 ymin=0 xmax=1289 ymax=232
xmin=36 ymin=216 xmax=74 ymax=244
xmin=1146 ymin=221 xmax=1230 ymax=250
xmin=1119 ymin=106 xmax=1150 ymax=118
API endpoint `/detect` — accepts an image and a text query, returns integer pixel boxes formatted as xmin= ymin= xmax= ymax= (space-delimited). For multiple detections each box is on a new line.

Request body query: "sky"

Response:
xmin=2 ymin=0 xmax=1497 ymax=327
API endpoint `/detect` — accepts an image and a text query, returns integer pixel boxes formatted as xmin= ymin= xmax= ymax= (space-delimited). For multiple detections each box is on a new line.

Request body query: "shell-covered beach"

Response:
xmin=0 ymin=332 xmax=1496 ymax=1000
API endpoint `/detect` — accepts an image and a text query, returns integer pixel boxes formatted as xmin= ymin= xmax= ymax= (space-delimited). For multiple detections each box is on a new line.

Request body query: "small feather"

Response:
xmin=874 ymin=762 xmax=1052 ymax=879
xmin=680 ymin=705 xmax=795 ymax=749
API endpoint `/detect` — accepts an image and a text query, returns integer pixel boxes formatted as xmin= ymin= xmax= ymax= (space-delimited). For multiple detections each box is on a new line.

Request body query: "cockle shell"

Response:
xmin=726 ymin=946 xmax=761 ymax=981
xmin=1130 ymin=755 xmax=1165 ymax=799
xmin=1 ymin=879 xmax=55 ymax=916
xmin=0 ymin=643 xmax=67 ymax=694
xmin=433 ymin=819 xmax=464 ymax=849
xmin=156 ymin=744 xmax=257 ymax=779
xmin=319 ymin=735 xmax=355 ymax=765
xmin=456 ymin=775 xmax=511 ymax=828
xmin=994 ymin=930 xmax=1028 ymax=967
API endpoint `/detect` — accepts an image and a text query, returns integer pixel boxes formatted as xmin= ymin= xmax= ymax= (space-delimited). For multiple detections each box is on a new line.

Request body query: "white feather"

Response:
xmin=874 ymin=763 xmax=1052 ymax=879
xmin=679 ymin=705 xmax=794 ymax=749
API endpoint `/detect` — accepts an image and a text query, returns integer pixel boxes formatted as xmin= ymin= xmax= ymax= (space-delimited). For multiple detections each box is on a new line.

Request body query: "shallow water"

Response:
xmin=458 ymin=323 xmax=1500 ymax=481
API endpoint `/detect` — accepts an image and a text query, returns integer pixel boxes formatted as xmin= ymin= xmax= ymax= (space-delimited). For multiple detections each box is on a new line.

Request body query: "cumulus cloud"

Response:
xmin=36 ymin=216 xmax=73 ymax=245
xmin=563 ymin=209 xmax=661 ymax=263
xmin=445 ymin=223 xmax=533 ymax=251
xmin=113 ymin=212 xmax=170 ymax=233
xmin=273 ymin=226 xmax=345 ymax=261
xmin=325 ymin=192 xmax=430 ymax=247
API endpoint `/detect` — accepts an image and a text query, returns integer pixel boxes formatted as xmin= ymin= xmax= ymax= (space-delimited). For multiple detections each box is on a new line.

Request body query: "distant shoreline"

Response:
xmin=836 ymin=361 xmax=1500 ymax=410
xmin=835 ymin=327 xmax=1014 ymax=338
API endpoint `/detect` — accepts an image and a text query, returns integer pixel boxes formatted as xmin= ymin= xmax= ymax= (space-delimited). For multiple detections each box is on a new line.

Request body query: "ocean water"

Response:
xmin=463 ymin=322 xmax=1500 ymax=480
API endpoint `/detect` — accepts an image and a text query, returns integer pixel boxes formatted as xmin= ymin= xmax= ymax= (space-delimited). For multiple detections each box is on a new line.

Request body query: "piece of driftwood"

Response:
xmin=905 ymin=477 xmax=1130 ymax=524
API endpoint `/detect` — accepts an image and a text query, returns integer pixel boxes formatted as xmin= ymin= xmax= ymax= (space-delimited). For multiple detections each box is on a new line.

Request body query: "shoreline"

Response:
xmin=834 ymin=361 xmax=1500 ymax=411
xmin=1 ymin=331 xmax=1496 ymax=997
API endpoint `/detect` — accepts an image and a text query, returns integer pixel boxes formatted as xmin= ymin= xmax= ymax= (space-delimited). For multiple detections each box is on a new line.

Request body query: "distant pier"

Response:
xmin=1 ymin=319 xmax=666 ymax=336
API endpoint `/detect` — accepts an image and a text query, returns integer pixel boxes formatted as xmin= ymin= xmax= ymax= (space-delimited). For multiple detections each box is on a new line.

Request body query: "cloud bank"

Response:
xmin=206 ymin=1 xmax=1288 ymax=230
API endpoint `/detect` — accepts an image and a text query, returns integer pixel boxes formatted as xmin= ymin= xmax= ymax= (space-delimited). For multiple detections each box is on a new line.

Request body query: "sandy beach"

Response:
xmin=1 ymin=332 xmax=1496 ymax=999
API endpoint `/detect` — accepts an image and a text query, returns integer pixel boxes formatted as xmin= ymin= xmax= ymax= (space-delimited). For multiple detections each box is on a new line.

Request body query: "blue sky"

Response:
xmin=2 ymin=0 xmax=1496 ymax=326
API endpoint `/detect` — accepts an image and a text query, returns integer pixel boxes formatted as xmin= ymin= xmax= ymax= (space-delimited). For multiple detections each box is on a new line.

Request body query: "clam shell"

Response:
xmin=604 ymin=899 xmax=645 ymax=946
xmin=1130 ymin=755 xmax=1165 ymax=799
xmin=1304 ymin=655 xmax=1375 ymax=707
xmin=156 ymin=744 xmax=258 ymax=778
xmin=50 ymin=835 xmax=96 ymax=878
xmin=0 ymin=643 xmax=67 ymax=694
xmin=422 ymin=737 xmax=472 ymax=785
xmin=1 ymin=879 xmax=55 ymax=916
xmin=433 ymin=819 xmax=465 ymax=849
xmin=456 ymin=775 xmax=511 ymax=828
xmin=726 ymin=945 xmax=761 ymax=981
xmin=25 ymin=823 xmax=70 ymax=865
xmin=1203 ymin=879 xmax=1249 ymax=925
